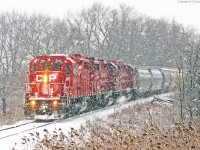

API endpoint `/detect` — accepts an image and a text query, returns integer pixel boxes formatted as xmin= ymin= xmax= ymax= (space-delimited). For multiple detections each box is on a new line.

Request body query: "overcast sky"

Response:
xmin=0 ymin=0 xmax=199 ymax=31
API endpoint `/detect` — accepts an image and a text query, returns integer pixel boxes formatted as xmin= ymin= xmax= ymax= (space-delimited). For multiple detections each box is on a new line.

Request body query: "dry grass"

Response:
xmin=0 ymin=103 xmax=25 ymax=126
xmin=16 ymin=100 xmax=200 ymax=150
xmin=0 ymin=87 xmax=25 ymax=126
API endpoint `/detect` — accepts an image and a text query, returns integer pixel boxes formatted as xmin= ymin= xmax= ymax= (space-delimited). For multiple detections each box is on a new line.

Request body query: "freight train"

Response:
xmin=24 ymin=54 xmax=178 ymax=120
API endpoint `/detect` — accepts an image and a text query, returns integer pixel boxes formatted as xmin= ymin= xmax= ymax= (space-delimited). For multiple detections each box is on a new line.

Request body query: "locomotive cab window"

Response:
xmin=95 ymin=64 xmax=100 ymax=71
xmin=52 ymin=59 xmax=63 ymax=71
xmin=40 ymin=63 xmax=48 ymax=70
xmin=108 ymin=64 xmax=115 ymax=77
xmin=128 ymin=66 xmax=133 ymax=77
xmin=66 ymin=64 xmax=71 ymax=74
xmin=104 ymin=64 xmax=108 ymax=69
xmin=52 ymin=64 xmax=61 ymax=71
xmin=38 ymin=59 xmax=48 ymax=71
xmin=117 ymin=66 xmax=121 ymax=76
xmin=31 ymin=64 xmax=37 ymax=74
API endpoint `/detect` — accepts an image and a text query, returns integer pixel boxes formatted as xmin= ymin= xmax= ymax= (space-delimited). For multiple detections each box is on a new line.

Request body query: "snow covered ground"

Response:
xmin=0 ymin=92 xmax=174 ymax=150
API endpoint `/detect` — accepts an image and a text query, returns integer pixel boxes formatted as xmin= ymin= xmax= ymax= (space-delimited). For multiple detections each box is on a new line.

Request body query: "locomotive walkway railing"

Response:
xmin=25 ymin=83 xmax=66 ymax=98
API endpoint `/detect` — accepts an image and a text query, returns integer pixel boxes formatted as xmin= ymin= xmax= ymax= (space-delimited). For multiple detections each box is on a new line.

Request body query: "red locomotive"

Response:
xmin=24 ymin=54 xmax=136 ymax=120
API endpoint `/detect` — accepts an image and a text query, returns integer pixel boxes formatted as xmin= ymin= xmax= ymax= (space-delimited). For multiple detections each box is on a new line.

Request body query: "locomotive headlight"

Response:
xmin=31 ymin=100 xmax=36 ymax=106
xmin=43 ymin=74 xmax=48 ymax=84
xmin=52 ymin=100 xmax=58 ymax=106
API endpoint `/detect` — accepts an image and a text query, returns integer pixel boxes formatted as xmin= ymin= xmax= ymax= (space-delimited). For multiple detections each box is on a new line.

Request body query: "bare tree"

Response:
xmin=184 ymin=31 xmax=200 ymax=119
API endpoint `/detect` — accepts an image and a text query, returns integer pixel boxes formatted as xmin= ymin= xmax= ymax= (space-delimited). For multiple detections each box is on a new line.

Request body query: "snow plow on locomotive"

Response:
xmin=24 ymin=54 xmax=178 ymax=120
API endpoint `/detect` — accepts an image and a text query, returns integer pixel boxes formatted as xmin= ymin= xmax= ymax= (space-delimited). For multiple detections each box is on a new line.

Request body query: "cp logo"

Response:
xmin=36 ymin=74 xmax=56 ymax=82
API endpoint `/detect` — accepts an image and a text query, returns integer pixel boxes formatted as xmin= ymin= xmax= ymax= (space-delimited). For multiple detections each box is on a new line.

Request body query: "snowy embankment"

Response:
xmin=0 ymin=92 xmax=174 ymax=150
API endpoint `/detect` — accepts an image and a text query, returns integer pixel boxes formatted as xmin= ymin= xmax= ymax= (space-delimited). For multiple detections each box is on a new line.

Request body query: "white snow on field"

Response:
xmin=0 ymin=93 xmax=174 ymax=150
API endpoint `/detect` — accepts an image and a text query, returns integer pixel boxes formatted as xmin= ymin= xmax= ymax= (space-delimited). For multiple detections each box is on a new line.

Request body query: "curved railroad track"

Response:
xmin=0 ymin=92 xmax=175 ymax=140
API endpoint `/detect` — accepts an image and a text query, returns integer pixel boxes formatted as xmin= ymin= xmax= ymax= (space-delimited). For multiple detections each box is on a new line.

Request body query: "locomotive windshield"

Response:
xmin=39 ymin=59 xmax=48 ymax=71
xmin=30 ymin=57 xmax=65 ymax=72
xmin=52 ymin=59 xmax=63 ymax=71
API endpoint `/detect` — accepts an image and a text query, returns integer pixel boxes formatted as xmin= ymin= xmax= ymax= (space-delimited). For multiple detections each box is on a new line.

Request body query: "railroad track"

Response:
xmin=0 ymin=120 xmax=35 ymax=132
xmin=0 ymin=92 xmax=175 ymax=140
xmin=0 ymin=106 xmax=115 ymax=140
xmin=0 ymin=110 xmax=94 ymax=140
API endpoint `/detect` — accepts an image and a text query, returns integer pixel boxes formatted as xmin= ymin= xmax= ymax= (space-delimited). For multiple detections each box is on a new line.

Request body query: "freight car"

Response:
xmin=135 ymin=67 xmax=178 ymax=96
xmin=24 ymin=54 xmax=178 ymax=120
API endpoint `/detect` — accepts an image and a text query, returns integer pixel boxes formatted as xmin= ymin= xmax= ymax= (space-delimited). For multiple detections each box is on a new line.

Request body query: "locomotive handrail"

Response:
xmin=25 ymin=83 xmax=40 ymax=95
xmin=49 ymin=83 xmax=66 ymax=97
xmin=25 ymin=82 xmax=67 ymax=97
